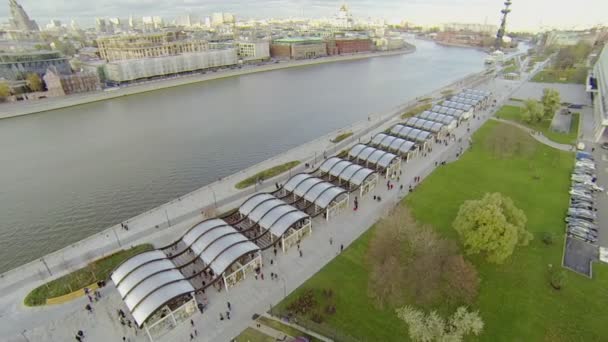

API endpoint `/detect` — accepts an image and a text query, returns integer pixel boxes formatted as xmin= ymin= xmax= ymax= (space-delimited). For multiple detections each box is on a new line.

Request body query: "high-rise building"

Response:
xmin=8 ymin=0 xmax=39 ymax=31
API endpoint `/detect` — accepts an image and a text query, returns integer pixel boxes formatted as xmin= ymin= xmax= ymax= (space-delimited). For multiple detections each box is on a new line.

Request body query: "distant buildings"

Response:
xmin=442 ymin=23 xmax=497 ymax=35
xmin=270 ymin=37 xmax=327 ymax=60
xmin=0 ymin=51 xmax=70 ymax=80
xmin=545 ymin=30 xmax=599 ymax=47
xmin=103 ymin=48 xmax=237 ymax=83
xmin=334 ymin=4 xmax=353 ymax=29
xmin=96 ymin=32 xmax=209 ymax=62
xmin=8 ymin=0 xmax=38 ymax=31
xmin=43 ymin=66 xmax=100 ymax=96
xmin=236 ymin=41 xmax=270 ymax=61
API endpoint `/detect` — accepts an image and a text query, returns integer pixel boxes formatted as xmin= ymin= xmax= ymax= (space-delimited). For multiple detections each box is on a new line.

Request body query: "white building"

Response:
xmin=333 ymin=3 xmax=353 ymax=29
xmin=591 ymin=44 xmax=608 ymax=141
xmin=104 ymin=48 xmax=238 ymax=82
xmin=546 ymin=30 xmax=598 ymax=47
xmin=236 ymin=41 xmax=270 ymax=61
xmin=442 ymin=23 xmax=497 ymax=34
xmin=212 ymin=13 xmax=224 ymax=26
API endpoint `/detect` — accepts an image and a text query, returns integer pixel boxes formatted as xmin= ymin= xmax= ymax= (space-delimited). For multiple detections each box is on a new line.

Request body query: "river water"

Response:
xmin=0 ymin=39 xmax=487 ymax=273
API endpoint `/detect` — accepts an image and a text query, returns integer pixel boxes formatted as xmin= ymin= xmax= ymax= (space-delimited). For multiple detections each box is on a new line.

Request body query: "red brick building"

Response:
xmin=269 ymin=44 xmax=291 ymax=59
xmin=335 ymin=38 xmax=372 ymax=54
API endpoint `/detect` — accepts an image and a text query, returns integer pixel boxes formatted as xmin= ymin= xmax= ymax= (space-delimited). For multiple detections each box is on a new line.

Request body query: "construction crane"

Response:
xmin=494 ymin=0 xmax=512 ymax=51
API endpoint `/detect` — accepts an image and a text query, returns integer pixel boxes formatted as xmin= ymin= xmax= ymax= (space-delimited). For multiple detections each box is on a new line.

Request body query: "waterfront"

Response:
xmin=0 ymin=39 xmax=486 ymax=273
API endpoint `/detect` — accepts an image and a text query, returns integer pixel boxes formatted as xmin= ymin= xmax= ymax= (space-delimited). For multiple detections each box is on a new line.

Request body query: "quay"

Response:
xmin=0 ymin=48 xmax=414 ymax=120
xmin=0 ymin=67 xmax=522 ymax=342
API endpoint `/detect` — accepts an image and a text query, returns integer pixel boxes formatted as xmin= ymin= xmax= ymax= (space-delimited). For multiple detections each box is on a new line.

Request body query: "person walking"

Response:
xmin=299 ymin=250 xmax=303 ymax=257
xmin=340 ymin=244 xmax=344 ymax=252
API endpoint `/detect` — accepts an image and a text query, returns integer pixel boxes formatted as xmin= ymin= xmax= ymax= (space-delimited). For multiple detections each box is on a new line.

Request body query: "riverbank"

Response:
xmin=0 ymin=66 xmax=492 ymax=301
xmin=0 ymin=48 xmax=415 ymax=120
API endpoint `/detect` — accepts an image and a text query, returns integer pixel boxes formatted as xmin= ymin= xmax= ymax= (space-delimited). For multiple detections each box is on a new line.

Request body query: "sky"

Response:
xmin=1 ymin=0 xmax=607 ymax=32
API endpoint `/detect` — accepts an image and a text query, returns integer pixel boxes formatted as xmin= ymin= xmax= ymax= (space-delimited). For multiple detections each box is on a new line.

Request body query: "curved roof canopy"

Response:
xmin=450 ymin=96 xmax=479 ymax=106
xmin=404 ymin=117 xmax=444 ymax=133
xmin=319 ymin=157 xmax=376 ymax=187
xmin=442 ymin=101 xmax=473 ymax=111
xmin=182 ymin=219 xmax=260 ymax=276
xmin=371 ymin=134 xmax=416 ymax=155
xmin=348 ymin=144 xmax=399 ymax=169
xmin=390 ymin=124 xmax=432 ymax=142
xmin=283 ymin=174 xmax=348 ymax=209
xmin=238 ymin=193 xmax=310 ymax=238
xmin=419 ymin=111 xmax=457 ymax=125
xmin=463 ymin=88 xmax=491 ymax=97
xmin=111 ymin=250 xmax=194 ymax=327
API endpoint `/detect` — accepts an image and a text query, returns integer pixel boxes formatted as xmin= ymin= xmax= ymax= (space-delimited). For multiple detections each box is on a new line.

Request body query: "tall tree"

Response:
xmin=453 ymin=193 xmax=532 ymax=264
xmin=522 ymin=99 xmax=544 ymax=123
xmin=26 ymin=73 xmax=43 ymax=92
xmin=541 ymin=88 xmax=561 ymax=120
xmin=396 ymin=306 xmax=484 ymax=342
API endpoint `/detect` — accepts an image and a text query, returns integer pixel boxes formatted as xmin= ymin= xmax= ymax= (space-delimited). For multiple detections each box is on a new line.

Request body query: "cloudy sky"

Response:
xmin=2 ymin=0 xmax=607 ymax=31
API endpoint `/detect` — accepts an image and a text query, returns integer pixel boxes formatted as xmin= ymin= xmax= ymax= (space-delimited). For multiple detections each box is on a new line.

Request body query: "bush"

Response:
xmin=542 ymin=232 xmax=554 ymax=245
xmin=550 ymin=269 xmax=566 ymax=290
xmin=286 ymin=289 xmax=317 ymax=315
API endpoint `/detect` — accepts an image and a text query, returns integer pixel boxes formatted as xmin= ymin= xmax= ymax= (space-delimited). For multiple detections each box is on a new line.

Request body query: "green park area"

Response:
xmin=235 ymin=161 xmax=301 ymax=189
xmin=24 ymin=244 xmax=153 ymax=306
xmin=496 ymin=104 xmax=579 ymax=144
xmin=274 ymin=121 xmax=608 ymax=341
xmin=331 ymin=132 xmax=353 ymax=144
xmin=532 ymin=66 xmax=587 ymax=84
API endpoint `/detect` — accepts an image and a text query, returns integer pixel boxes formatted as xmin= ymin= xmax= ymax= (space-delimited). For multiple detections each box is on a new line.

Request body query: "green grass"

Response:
xmin=531 ymin=66 xmax=587 ymax=84
xmin=24 ymin=244 xmax=153 ymax=306
xmin=234 ymin=328 xmax=275 ymax=342
xmin=401 ymin=103 xmax=432 ymax=119
xmin=495 ymin=105 xmax=579 ymax=144
xmin=257 ymin=316 xmax=322 ymax=342
xmin=331 ymin=132 xmax=353 ymax=144
xmin=235 ymin=161 xmax=301 ymax=189
xmin=503 ymin=65 xmax=518 ymax=74
xmin=276 ymin=121 xmax=608 ymax=341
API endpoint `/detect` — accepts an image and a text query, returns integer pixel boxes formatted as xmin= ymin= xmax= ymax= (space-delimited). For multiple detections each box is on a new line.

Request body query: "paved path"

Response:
xmin=490 ymin=117 xmax=575 ymax=152
xmin=1 ymin=77 xmax=519 ymax=342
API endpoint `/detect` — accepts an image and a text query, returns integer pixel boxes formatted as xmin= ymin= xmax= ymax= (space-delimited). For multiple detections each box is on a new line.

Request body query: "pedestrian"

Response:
xmin=340 ymin=244 xmax=344 ymax=252
xmin=261 ymin=273 xmax=264 ymax=280
xmin=85 ymin=304 xmax=92 ymax=313
xmin=297 ymin=243 xmax=300 ymax=250
xmin=299 ymin=250 xmax=303 ymax=257
xmin=220 ymin=313 xmax=224 ymax=321
xmin=191 ymin=319 xmax=194 ymax=326
xmin=190 ymin=333 xmax=194 ymax=341
xmin=195 ymin=329 xmax=198 ymax=337
xmin=226 ymin=311 xmax=231 ymax=320
xmin=329 ymin=237 xmax=333 ymax=245
xmin=87 ymin=294 xmax=93 ymax=303
xmin=270 ymin=259 xmax=274 ymax=265
xmin=273 ymin=248 xmax=277 ymax=256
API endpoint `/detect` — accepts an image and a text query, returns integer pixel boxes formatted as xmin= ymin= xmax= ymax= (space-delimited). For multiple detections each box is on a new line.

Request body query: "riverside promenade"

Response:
xmin=0 ymin=70 xmax=514 ymax=342
xmin=1 ymin=76 xmax=525 ymax=342
xmin=0 ymin=48 xmax=414 ymax=120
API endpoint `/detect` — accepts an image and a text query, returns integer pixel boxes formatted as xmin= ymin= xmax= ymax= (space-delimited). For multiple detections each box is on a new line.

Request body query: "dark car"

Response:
xmin=568 ymin=104 xmax=584 ymax=109
xmin=601 ymin=142 xmax=608 ymax=150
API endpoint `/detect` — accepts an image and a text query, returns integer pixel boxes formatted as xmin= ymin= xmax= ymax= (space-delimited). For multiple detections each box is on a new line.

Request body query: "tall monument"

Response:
xmin=494 ymin=0 xmax=512 ymax=51
xmin=8 ymin=0 xmax=39 ymax=31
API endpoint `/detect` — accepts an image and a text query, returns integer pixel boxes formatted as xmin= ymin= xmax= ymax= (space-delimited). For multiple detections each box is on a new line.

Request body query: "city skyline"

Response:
xmin=0 ymin=0 xmax=607 ymax=32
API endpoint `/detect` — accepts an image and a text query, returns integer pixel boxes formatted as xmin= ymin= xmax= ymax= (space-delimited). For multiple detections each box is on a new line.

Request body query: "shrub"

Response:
xmin=550 ymin=269 xmax=566 ymax=290
xmin=286 ymin=289 xmax=317 ymax=315
xmin=542 ymin=232 xmax=554 ymax=245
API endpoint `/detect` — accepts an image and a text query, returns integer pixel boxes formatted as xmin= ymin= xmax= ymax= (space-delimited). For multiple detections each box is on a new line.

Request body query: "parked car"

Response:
xmin=568 ymin=104 xmax=584 ymax=109
xmin=602 ymin=142 xmax=608 ymax=150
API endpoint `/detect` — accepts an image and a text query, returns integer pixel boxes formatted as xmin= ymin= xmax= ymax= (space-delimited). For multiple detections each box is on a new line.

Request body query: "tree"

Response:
xmin=442 ymin=255 xmax=479 ymax=304
xmin=0 ymin=82 xmax=10 ymax=102
xmin=550 ymin=268 xmax=566 ymax=290
xmin=26 ymin=73 xmax=43 ymax=92
xmin=522 ymin=99 xmax=544 ymax=123
xmin=453 ymin=193 xmax=532 ymax=264
xmin=541 ymin=88 xmax=560 ymax=120
xmin=396 ymin=306 xmax=484 ymax=342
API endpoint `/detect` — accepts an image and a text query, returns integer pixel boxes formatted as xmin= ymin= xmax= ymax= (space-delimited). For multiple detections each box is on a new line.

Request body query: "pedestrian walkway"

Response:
xmin=1 ymin=77 xmax=518 ymax=342
xmin=490 ymin=117 xmax=575 ymax=151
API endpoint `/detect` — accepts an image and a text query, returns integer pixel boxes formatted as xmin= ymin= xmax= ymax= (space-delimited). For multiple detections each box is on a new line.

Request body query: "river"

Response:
xmin=0 ymin=39 xmax=487 ymax=273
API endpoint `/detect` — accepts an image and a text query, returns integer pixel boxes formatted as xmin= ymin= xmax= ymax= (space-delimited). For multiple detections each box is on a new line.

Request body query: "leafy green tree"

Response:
xmin=26 ymin=73 xmax=43 ymax=92
xmin=522 ymin=99 xmax=544 ymax=123
xmin=0 ymin=82 xmax=10 ymax=102
xmin=550 ymin=268 xmax=566 ymax=290
xmin=541 ymin=88 xmax=561 ymax=120
xmin=396 ymin=306 xmax=484 ymax=342
xmin=453 ymin=193 xmax=532 ymax=264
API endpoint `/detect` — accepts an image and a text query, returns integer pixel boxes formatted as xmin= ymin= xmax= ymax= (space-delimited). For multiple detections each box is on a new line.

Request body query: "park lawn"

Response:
xmin=331 ymin=132 xmax=353 ymax=144
xmin=275 ymin=121 xmax=608 ymax=341
xmin=235 ymin=161 xmax=301 ymax=189
xmin=24 ymin=244 xmax=153 ymax=306
xmin=531 ymin=66 xmax=587 ymax=84
xmin=234 ymin=328 xmax=275 ymax=342
xmin=496 ymin=105 xmax=579 ymax=145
